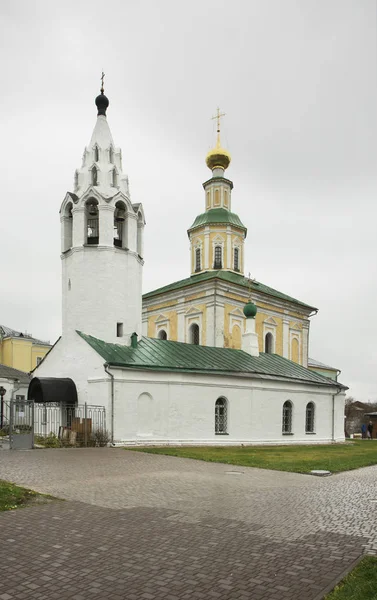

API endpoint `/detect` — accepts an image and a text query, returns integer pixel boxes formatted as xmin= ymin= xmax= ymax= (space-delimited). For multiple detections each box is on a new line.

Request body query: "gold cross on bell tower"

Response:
xmin=211 ymin=107 xmax=226 ymax=147
xmin=100 ymin=71 xmax=105 ymax=94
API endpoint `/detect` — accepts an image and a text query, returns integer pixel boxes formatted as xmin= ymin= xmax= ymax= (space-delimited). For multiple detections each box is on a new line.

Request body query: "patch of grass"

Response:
xmin=325 ymin=556 xmax=377 ymax=599
xmin=0 ymin=480 xmax=54 ymax=511
xmin=127 ymin=440 xmax=377 ymax=474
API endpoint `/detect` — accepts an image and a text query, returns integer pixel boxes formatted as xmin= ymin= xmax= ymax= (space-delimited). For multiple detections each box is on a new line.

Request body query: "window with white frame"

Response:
xmin=215 ymin=397 xmax=228 ymax=434
xmin=214 ymin=245 xmax=222 ymax=269
xmin=282 ymin=400 xmax=293 ymax=434
xmin=195 ymin=248 xmax=201 ymax=272
xmin=265 ymin=332 xmax=274 ymax=354
xmin=305 ymin=402 xmax=315 ymax=433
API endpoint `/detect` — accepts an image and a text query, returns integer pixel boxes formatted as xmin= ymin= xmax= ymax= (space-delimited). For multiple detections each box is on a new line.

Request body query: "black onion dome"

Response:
xmin=95 ymin=92 xmax=109 ymax=116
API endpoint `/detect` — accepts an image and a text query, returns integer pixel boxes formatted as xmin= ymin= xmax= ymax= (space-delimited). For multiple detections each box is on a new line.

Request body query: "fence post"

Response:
xmin=84 ymin=402 xmax=88 ymax=447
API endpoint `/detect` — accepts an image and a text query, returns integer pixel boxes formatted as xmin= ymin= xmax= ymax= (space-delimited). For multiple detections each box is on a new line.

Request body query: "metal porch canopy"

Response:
xmin=28 ymin=377 xmax=77 ymax=404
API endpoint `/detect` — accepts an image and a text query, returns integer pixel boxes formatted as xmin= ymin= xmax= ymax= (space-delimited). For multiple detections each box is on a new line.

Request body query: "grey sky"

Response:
xmin=1 ymin=0 xmax=376 ymax=400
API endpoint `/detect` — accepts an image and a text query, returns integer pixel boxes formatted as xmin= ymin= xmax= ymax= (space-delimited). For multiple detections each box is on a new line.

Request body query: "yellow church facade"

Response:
xmin=142 ymin=112 xmax=317 ymax=368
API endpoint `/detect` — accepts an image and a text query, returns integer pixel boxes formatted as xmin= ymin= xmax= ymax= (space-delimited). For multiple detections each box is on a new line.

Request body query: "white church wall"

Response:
xmin=108 ymin=368 xmax=344 ymax=445
xmin=32 ymin=335 xmax=110 ymax=412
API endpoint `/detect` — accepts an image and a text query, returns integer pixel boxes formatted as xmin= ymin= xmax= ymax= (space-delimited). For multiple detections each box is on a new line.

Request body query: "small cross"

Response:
xmin=100 ymin=71 xmax=105 ymax=93
xmin=211 ymin=107 xmax=226 ymax=135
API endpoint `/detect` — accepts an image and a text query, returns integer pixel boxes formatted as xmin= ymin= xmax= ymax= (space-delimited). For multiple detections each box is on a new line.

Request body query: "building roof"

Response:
xmin=0 ymin=325 xmax=50 ymax=346
xmin=143 ymin=270 xmax=317 ymax=310
xmin=0 ymin=363 xmax=31 ymax=384
xmin=78 ymin=331 xmax=344 ymax=388
xmin=308 ymin=358 xmax=339 ymax=371
xmin=188 ymin=208 xmax=247 ymax=233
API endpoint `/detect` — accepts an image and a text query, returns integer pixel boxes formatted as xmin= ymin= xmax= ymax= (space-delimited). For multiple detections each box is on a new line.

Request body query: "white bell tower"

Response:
xmin=60 ymin=81 xmax=145 ymax=344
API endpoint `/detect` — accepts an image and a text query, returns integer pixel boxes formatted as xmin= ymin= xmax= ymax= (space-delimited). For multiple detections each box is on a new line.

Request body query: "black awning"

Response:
xmin=28 ymin=377 xmax=77 ymax=405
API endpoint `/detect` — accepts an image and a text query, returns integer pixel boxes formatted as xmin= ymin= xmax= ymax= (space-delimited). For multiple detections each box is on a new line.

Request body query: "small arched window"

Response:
xmin=63 ymin=202 xmax=73 ymax=252
xmin=195 ymin=248 xmax=201 ymax=272
xmin=158 ymin=330 xmax=167 ymax=340
xmin=86 ymin=199 xmax=99 ymax=244
xmin=189 ymin=323 xmax=200 ymax=345
xmin=282 ymin=400 xmax=293 ymax=434
xmin=94 ymin=146 xmax=99 ymax=162
xmin=234 ymin=247 xmax=239 ymax=271
xmin=112 ymin=169 xmax=118 ymax=187
xmin=215 ymin=398 xmax=228 ymax=434
xmin=109 ymin=146 xmax=113 ymax=164
xmin=265 ymin=332 xmax=274 ymax=354
xmin=92 ymin=166 xmax=98 ymax=186
xmin=214 ymin=245 xmax=222 ymax=269
xmin=306 ymin=402 xmax=315 ymax=433
xmin=137 ymin=212 xmax=143 ymax=257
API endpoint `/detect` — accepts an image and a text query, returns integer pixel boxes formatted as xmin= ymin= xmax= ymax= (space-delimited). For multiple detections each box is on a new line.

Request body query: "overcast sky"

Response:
xmin=1 ymin=0 xmax=376 ymax=401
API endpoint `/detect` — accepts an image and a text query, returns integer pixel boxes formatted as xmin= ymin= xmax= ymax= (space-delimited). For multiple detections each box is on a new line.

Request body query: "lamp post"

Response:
xmin=0 ymin=386 xmax=6 ymax=430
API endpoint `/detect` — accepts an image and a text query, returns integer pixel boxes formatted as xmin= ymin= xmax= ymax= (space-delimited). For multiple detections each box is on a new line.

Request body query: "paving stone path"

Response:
xmin=1 ymin=448 xmax=377 ymax=599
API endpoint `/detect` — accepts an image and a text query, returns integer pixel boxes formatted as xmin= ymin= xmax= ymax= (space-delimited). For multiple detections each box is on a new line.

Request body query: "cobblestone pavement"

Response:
xmin=1 ymin=448 xmax=377 ymax=600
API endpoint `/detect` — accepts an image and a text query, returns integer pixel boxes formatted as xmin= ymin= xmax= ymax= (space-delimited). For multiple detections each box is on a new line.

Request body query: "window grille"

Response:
xmin=87 ymin=218 xmax=99 ymax=244
xmin=282 ymin=401 xmax=293 ymax=434
xmin=305 ymin=402 xmax=315 ymax=433
xmin=195 ymin=248 xmax=201 ymax=272
xmin=214 ymin=246 xmax=222 ymax=269
xmin=114 ymin=221 xmax=122 ymax=247
xmin=190 ymin=324 xmax=200 ymax=345
xmin=215 ymin=398 xmax=228 ymax=434
xmin=234 ymin=247 xmax=239 ymax=271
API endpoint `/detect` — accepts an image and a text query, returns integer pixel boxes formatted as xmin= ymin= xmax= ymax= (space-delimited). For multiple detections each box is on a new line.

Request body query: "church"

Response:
xmin=30 ymin=84 xmax=346 ymax=446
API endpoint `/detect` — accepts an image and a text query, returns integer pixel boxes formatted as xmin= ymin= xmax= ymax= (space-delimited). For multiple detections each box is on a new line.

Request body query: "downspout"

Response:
xmin=104 ymin=363 xmax=115 ymax=445
xmin=214 ymin=282 xmax=217 ymax=347
xmin=11 ymin=378 xmax=21 ymax=400
xmin=332 ymin=387 xmax=342 ymax=442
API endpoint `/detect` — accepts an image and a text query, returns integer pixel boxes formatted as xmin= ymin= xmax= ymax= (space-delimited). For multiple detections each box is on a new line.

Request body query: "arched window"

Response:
xmin=214 ymin=245 xmax=222 ymax=269
xmin=158 ymin=330 xmax=167 ymax=340
xmin=189 ymin=323 xmax=200 ymax=345
xmin=92 ymin=166 xmax=98 ymax=186
xmin=114 ymin=202 xmax=126 ymax=248
xmin=282 ymin=400 xmax=293 ymax=434
xmin=109 ymin=146 xmax=113 ymax=164
xmin=63 ymin=202 xmax=73 ymax=252
xmin=86 ymin=199 xmax=99 ymax=244
xmin=234 ymin=247 xmax=239 ymax=271
xmin=306 ymin=402 xmax=315 ymax=433
xmin=137 ymin=212 xmax=143 ymax=257
xmin=112 ymin=169 xmax=118 ymax=187
xmin=215 ymin=398 xmax=228 ymax=434
xmin=195 ymin=248 xmax=201 ymax=272
xmin=265 ymin=332 xmax=274 ymax=354
xmin=94 ymin=146 xmax=99 ymax=162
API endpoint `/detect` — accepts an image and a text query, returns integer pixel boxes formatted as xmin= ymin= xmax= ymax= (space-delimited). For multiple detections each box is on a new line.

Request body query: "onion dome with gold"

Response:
xmin=205 ymin=108 xmax=231 ymax=172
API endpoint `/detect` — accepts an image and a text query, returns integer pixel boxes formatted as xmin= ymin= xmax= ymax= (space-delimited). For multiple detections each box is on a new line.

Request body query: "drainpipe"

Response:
xmin=11 ymin=378 xmax=21 ymax=400
xmin=213 ymin=282 xmax=217 ymax=347
xmin=332 ymin=387 xmax=342 ymax=442
xmin=104 ymin=363 xmax=115 ymax=445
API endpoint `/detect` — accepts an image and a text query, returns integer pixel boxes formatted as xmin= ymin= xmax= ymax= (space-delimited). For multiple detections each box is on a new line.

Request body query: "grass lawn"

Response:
xmin=128 ymin=440 xmax=377 ymax=474
xmin=0 ymin=480 xmax=49 ymax=511
xmin=325 ymin=556 xmax=377 ymax=599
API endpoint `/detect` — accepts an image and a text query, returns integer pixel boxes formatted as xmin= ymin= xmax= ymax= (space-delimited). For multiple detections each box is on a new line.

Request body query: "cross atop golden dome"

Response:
xmin=205 ymin=107 xmax=231 ymax=171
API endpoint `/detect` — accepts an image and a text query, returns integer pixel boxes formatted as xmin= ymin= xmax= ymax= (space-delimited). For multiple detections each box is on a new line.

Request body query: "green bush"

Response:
xmin=93 ymin=429 xmax=111 ymax=447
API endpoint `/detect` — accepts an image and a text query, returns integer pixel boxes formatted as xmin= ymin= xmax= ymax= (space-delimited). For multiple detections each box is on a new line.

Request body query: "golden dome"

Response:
xmin=205 ymin=142 xmax=231 ymax=171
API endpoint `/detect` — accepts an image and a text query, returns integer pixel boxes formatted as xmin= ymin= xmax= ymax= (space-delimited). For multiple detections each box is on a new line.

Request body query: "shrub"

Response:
xmin=93 ymin=429 xmax=111 ymax=447
xmin=42 ymin=433 xmax=62 ymax=448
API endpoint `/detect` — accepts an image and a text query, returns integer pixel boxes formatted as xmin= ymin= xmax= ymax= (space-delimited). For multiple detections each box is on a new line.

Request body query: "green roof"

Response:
xmin=188 ymin=208 xmax=247 ymax=233
xmin=78 ymin=331 xmax=344 ymax=388
xmin=143 ymin=270 xmax=317 ymax=310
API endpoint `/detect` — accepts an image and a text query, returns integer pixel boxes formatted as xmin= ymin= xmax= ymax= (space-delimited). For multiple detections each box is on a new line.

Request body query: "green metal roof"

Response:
xmin=78 ymin=331 xmax=343 ymax=388
xmin=188 ymin=208 xmax=247 ymax=232
xmin=143 ymin=270 xmax=317 ymax=310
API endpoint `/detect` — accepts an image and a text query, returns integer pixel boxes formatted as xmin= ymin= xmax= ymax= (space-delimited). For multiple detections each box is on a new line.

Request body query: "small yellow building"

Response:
xmin=142 ymin=112 xmax=320 ymax=368
xmin=0 ymin=325 xmax=51 ymax=373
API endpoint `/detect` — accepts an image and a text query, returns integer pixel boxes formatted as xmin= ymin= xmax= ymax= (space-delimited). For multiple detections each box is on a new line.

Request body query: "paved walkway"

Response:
xmin=1 ymin=448 xmax=377 ymax=599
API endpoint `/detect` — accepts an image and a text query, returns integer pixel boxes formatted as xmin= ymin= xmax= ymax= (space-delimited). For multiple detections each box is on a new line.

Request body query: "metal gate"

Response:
xmin=8 ymin=399 xmax=34 ymax=450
